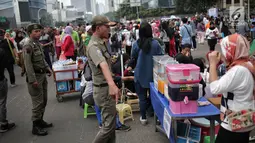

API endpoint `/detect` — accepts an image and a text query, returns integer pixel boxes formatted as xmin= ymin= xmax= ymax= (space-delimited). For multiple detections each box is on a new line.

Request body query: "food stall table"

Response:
xmin=150 ymin=83 xmax=220 ymax=143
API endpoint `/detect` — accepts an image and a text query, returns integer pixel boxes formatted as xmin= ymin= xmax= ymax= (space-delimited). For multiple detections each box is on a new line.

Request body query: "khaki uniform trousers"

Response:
xmin=27 ymin=74 xmax=48 ymax=121
xmin=93 ymin=85 xmax=116 ymax=143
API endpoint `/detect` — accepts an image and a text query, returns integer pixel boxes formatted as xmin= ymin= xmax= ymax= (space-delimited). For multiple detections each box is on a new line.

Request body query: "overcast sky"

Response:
xmin=60 ymin=0 xmax=105 ymax=6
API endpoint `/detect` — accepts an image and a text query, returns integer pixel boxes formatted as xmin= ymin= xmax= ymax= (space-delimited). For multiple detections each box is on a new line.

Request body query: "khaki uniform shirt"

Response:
xmin=23 ymin=38 xmax=48 ymax=83
xmin=86 ymin=36 xmax=111 ymax=85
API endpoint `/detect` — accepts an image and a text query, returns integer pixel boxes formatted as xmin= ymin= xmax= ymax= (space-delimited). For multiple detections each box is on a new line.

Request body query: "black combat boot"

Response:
xmin=32 ymin=120 xmax=48 ymax=136
xmin=39 ymin=120 xmax=53 ymax=128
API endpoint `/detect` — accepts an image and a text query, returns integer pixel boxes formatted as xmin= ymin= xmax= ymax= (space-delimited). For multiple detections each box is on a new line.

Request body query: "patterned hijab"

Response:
xmin=221 ymin=33 xmax=255 ymax=97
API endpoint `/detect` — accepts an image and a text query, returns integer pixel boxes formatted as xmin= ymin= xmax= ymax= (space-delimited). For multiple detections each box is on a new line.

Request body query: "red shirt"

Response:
xmin=61 ymin=36 xmax=74 ymax=57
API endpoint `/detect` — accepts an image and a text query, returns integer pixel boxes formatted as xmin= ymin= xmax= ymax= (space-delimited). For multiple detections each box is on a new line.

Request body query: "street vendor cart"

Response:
xmin=53 ymin=63 xmax=81 ymax=102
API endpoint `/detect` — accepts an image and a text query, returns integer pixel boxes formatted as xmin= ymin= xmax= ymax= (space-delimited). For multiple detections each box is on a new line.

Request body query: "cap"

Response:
xmin=26 ymin=23 xmax=43 ymax=34
xmin=91 ymin=15 xmax=116 ymax=27
xmin=86 ymin=25 xmax=92 ymax=32
xmin=5 ymin=29 xmax=10 ymax=33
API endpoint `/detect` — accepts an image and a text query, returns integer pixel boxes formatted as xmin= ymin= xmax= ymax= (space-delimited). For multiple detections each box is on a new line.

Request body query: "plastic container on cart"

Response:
xmin=177 ymin=137 xmax=197 ymax=143
xmin=191 ymin=118 xmax=219 ymax=137
xmin=169 ymin=97 xmax=198 ymax=114
xmin=153 ymin=71 xmax=158 ymax=82
xmin=55 ymin=70 xmax=78 ymax=81
xmin=177 ymin=122 xmax=201 ymax=143
xmin=154 ymin=79 xmax=158 ymax=91
xmin=166 ymin=64 xmax=200 ymax=84
xmin=56 ymin=81 xmax=68 ymax=92
xmin=158 ymin=57 xmax=176 ymax=77
xmin=158 ymin=78 xmax=165 ymax=95
xmin=53 ymin=64 xmax=77 ymax=71
xmin=153 ymin=55 xmax=169 ymax=74
xmin=164 ymin=84 xmax=169 ymax=100
xmin=168 ymin=82 xmax=199 ymax=102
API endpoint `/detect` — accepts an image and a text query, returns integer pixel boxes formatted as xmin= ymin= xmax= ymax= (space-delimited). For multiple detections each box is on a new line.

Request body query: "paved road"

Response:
xmin=0 ymin=42 xmax=254 ymax=143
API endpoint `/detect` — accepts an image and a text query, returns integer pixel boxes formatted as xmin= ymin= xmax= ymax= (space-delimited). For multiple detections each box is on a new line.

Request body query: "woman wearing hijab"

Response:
xmin=160 ymin=21 xmax=170 ymax=54
xmin=209 ymin=33 xmax=255 ymax=143
xmin=206 ymin=22 xmax=219 ymax=51
xmin=15 ymin=31 xmax=24 ymax=51
xmin=61 ymin=26 xmax=75 ymax=60
xmin=168 ymin=21 xmax=177 ymax=57
xmin=131 ymin=22 xmax=163 ymax=125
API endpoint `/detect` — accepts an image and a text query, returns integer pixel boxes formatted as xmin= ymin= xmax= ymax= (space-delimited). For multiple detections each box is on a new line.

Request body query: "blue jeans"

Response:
xmin=135 ymin=81 xmax=152 ymax=119
xmin=94 ymin=105 xmax=122 ymax=128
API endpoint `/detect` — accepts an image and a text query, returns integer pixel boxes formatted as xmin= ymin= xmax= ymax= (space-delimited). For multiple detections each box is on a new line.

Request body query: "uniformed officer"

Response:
xmin=23 ymin=23 xmax=53 ymax=136
xmin=87 ymin=16 xmax=119 ymax=143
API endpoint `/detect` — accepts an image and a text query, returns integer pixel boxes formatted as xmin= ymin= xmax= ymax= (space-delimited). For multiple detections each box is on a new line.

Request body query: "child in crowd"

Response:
xmin=175 ymin=44 xmax=193 ymax=64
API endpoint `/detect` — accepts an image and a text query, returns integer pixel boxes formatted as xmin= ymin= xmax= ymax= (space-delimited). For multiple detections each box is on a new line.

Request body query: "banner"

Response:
xmin=208 ymin=8 xmax=218 ymax=18
xmin=130 ymin=0 xmax=141 ymax=7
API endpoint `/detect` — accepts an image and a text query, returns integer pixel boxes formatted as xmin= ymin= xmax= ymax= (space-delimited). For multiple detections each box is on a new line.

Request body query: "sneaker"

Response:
xmin=116 ymin=124 xmax=131 ymax=132
xmin=191 ymin=48 xmax=194 ymax=51
xmin=0 ymin=122 xmax=16 ymax=133
xmin=10 ymin=84 xmax=17 ymax=88
xmin=140 ymin=117 xmax=148 ymax=126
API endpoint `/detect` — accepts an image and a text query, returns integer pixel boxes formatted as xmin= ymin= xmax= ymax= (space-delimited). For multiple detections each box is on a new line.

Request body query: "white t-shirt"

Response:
xmin=210 ymin=65 xmax=255 ymax=132
xmin=205 ymin=28 xmax=219 ymax=39
xmin=135 ymin=29 xmax=139 ymax=40
xmin=122 ymin=29 xmax=132 ymax=46
xmin=160 ymin=30 xmax=169 ymax=42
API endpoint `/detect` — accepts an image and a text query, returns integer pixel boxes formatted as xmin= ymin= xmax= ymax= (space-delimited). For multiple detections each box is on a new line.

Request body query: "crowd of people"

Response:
xmin=0 ymin=13 xmax=255 ymax=143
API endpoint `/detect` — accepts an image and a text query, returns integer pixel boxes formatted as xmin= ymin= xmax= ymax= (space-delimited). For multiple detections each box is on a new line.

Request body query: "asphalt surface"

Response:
xmin=0 ymin=42 xmax=254 ymax=143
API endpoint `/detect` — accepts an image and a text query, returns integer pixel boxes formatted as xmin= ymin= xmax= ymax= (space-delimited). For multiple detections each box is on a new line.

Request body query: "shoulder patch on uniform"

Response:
xmin=97 ymin=49 xmax=103 ymax=57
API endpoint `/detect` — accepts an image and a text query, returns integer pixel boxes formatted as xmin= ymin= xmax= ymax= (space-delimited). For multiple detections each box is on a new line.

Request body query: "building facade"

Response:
xmin=71 ymin=0 xmax=86 ymax=12
xmin=0 ymin=0 xmax=47 ymax=28
xmin=28 ymin=0 xmax=47 ymax=22
xmin=0 ymin=0 xmax=17 ymax=28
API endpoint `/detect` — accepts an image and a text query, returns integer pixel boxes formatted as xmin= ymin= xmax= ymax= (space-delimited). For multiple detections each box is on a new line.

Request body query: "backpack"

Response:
xmin=83 ymin=60 xmax=92 ymax=81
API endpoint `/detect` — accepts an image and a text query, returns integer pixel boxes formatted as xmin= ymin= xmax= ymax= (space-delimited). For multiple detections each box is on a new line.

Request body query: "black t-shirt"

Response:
xmin=0 ymin=48 xmax=7 ymax=80
xmin=112 ymin=60 xmax=121 ymax=76
xmin=0 ymin=39 xmax=15 ymax=64
xmin=175 ymin=53 xmax=193 ymax=64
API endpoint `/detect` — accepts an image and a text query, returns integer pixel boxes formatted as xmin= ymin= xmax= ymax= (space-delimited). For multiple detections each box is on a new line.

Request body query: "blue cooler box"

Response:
xmin=75 ymin=80 xmax=81 ymax=91
xmin=57 ymin=81 xmax=68 ymax=92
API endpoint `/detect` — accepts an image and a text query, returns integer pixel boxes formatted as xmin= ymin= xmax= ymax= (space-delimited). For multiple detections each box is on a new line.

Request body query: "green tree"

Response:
xmin=114 ymin=1 xmax=175 ymax=20
xmin=175 ymin=0 xmax=217 ymax=14
xmin=55 ymin=21 xmax=67 ymax=27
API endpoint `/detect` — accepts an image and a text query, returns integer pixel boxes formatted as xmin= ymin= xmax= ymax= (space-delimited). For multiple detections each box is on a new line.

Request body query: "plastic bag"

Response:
xmin=59 ymin=53 xmax=66 ymax=60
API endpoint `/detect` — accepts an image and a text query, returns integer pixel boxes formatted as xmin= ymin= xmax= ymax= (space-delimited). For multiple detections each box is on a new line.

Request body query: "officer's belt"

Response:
xmin=93 ymin=83 xmax=108 ymax=87
xmin=34 ymin=69 xmax=46 ymax=74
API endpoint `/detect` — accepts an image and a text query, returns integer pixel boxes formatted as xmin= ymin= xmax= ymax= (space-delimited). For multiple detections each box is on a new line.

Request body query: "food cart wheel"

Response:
xmin=56 ymin=95 xmax=63 ymax=102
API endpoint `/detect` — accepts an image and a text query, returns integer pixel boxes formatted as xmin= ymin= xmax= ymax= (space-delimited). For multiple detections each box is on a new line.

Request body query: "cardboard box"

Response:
xmin=208 ymin=97 xmax=221 ymax=109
